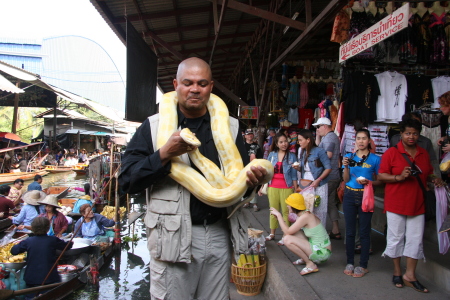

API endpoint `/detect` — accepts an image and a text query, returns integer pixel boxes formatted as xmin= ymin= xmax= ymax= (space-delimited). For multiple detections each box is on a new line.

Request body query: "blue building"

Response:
xmin=0 ymin=35 xmax=125 ymax=112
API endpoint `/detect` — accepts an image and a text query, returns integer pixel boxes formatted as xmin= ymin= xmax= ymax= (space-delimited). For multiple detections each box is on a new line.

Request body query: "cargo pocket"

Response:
xmin=149 ymin=259 xmax=167 ymax=300
xmin=149 ymin=187 xmax=181 ymax=214
xmin=145 ymin=212 xmax=161 ymax=259
xmin=160 ymin=214 xmax=182 ymax=262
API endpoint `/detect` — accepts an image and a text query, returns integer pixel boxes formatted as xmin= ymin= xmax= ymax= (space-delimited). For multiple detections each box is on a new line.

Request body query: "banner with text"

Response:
xmin=339 ymin=3 xmax=409 ymax=63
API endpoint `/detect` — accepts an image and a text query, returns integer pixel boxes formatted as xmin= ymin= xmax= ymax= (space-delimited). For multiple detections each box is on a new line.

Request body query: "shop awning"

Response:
xmin=0 ymin=73 xmax=24 ymax=93
xmin=0 ymin=132 xmax=28 ymax=146
xmin=65 ymin=129 xmax=111 ymax=136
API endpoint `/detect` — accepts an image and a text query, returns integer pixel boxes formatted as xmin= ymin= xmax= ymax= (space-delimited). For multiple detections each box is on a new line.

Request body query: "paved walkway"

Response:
xmin=232 ymin=195 xmax=449 ymax=300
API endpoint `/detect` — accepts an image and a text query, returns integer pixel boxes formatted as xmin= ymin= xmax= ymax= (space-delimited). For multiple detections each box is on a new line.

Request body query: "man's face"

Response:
xmin=316 ymin=124 xmax=328 ymax=137
xmin=173 ymin=65 xmax=213 ymax=118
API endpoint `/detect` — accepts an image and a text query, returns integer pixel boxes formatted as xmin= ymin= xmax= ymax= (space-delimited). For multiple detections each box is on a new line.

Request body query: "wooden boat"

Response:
xmin=59 ymin=198 xmax=77 ymax=208
xmin=43 ymin=186 xmax=70 ymax=199
xmin=33 ymin=241 xmax=117 ymax=300
xmin=71 ymin=164 xmax=88 ymax=175
xmin=44 ymin=166 xmax=73 ymax=173
xmin=0 ymin=170 xmax=49 ymax=185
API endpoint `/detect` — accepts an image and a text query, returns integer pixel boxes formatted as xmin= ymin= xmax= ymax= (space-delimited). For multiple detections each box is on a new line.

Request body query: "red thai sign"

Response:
xmin=339 ymin=3 xmax=409 ymax=63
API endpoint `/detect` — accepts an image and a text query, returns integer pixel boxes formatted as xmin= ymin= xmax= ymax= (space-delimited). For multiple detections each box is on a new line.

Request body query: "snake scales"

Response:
xmin=157 ymin=91 xmax=274 ymax=208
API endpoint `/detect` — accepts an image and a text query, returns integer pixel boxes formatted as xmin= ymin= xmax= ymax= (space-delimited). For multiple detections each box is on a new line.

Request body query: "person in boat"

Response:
xmin=0 ymin=185 xmax=18 ymax=219
xmin=73 ymin=204 xmax=115 ymax=239
xmin=11 ymin=217 xmax=73 ymax=300
xmin=27 ymin=174 xmax=43 ymax=191
xmin=38 ymin=195 xmax=68 ymax=238
xmin=8 ymin=190 xmax=45 ymax=232
xmin=78 ymin=148 xmax=88 ymax=164
xmin=71 ymin=183 xmax=96 ymax=214
xmin=13 ymin=153 xmax=27 ymax=172
xmin=7 ymin=178 xmax=24 ymax=206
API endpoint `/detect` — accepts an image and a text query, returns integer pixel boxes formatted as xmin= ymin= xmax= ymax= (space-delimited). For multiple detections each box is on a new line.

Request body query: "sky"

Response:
xmin=0 ymin=0 xmax=162 ymax=105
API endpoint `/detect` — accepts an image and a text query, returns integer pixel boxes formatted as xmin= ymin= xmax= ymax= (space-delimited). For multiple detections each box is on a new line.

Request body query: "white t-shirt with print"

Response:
xmin=375 ymin=71 xmax=407 ymax=123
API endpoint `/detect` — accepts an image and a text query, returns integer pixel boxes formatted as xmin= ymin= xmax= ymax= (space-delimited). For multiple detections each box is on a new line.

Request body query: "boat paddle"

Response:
xmin=0 ymin=282 xmax=63 ymax=300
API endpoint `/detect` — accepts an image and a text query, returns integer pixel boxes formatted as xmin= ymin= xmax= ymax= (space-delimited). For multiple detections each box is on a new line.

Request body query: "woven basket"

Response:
xmin=231 ymin=262 xmax=267 ymax=296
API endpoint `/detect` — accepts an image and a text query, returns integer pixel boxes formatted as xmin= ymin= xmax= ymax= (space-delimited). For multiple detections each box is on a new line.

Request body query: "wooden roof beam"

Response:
xmin=147 ymin=18 xmax=260 ymax=36
xmin=152 ymin=32 xmax=253 ymax=48
xmin=208 ymin=0 xmax=306 ymax=31
xmin=209 ymin=0 xmax=229 ymax=66
xmin=157 ymin=42 xmax=247 ymax=58
xmin=270 ymin=0 xmax=347 ymax=69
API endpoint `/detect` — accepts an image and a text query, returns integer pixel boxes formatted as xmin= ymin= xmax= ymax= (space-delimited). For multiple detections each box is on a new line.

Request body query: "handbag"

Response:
xmin=396 ymin=146 xmax=436 ymax=221
xmin=298 ymin=179 xmax=313 ymax=190
xmin=337 ymin=180 xmax=345 ymax=203
xmin=260 ymin=183 xmax=268 ymax=195
xmin=362 ymin=181 xmax=374 ymax=212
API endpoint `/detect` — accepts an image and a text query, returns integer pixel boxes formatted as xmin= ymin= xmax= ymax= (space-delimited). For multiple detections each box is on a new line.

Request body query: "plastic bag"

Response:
xmin=300 ymin=186 xmax=315 ymax=212
xmin=0 ymin=228 xmax=16 ymax=247
xmin=440 ymin=152 xmax=450 ymax=173
xmin=362 ymin=181 xmax=374 ymax=212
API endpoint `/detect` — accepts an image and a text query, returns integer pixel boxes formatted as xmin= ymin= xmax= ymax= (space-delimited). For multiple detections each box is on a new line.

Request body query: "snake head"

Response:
xmin=180 ymin=128 xmax=202 ymax=147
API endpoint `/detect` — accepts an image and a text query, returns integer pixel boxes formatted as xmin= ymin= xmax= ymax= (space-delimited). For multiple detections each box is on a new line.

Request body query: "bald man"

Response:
xmin=120 ymin=57 xmax=267 ymax=300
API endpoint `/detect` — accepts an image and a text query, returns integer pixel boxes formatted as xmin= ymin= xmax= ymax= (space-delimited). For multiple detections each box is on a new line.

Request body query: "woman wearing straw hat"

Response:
xmin=270 ymin=193 xmax=332 ymax=276
xmin=8 ymin=190 xmax=45 ymax=232
xmin=38 ymin=195 xmax=68 ymax=238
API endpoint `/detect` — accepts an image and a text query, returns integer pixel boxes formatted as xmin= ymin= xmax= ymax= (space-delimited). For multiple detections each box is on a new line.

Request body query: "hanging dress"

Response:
xmin=286 ymin=80 xmax=300 ymax=106
xmin=429 ymin=12 xmax=448 ymax=65
xmin=412 ymin=11 xmax=431 ymax=64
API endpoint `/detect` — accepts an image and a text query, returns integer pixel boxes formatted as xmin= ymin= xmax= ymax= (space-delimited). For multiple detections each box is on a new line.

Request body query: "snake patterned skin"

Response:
xmin=157 ymin=91 xmax=274 ymax=208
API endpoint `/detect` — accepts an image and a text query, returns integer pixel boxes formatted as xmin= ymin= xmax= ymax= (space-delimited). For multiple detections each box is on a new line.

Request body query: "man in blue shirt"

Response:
xmin=27 ymin=175 xmax=43 ymax=191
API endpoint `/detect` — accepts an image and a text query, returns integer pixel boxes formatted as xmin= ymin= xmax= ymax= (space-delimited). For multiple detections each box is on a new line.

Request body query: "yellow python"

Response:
xmin=157 ymin=91 xmax=274 ymax=208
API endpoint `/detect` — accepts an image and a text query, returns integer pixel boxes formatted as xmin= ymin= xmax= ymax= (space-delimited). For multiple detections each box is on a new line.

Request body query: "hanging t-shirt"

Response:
xmin=405 ymin=75 xmax=434 ymax=111
xmin=342 ymin=71 xmax=380 ymax=124
xmin=288 ymin=107 xmax=299 ymax=124
xmin=375 ymin=71 xmax=408 ymax=123
xmin=431 ymin=76 xmax=450 ymax=108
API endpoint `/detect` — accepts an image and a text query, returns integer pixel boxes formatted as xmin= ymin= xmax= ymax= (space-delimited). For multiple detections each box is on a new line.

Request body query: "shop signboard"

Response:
xmin=239 ymin=106 xmax=258 ymax=119
xmin=339 ymin=3 xmax=409 ymax=63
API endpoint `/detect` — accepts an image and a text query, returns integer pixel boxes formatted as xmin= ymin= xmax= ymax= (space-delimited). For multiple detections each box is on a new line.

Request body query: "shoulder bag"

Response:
xmin=395 ymin=146 xmax=436 ymax=221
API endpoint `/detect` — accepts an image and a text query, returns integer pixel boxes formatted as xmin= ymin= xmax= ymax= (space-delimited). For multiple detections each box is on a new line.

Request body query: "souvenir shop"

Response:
xmin=265 ymin=1 xmax=450 ymax=168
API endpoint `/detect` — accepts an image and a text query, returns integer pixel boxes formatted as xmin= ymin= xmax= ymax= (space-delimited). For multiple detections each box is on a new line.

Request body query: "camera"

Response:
xmin=410 ymin=164 xmax=422 ymax=177
xmin=348 ymin=155 xmax=367 ymax=167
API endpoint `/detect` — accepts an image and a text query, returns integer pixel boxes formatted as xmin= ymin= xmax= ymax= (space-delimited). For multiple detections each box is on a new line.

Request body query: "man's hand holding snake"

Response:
xmin=159 ymin=131 xmax=198 ymax=165
xmin=246 ymin=166 xmax=268 ymax=188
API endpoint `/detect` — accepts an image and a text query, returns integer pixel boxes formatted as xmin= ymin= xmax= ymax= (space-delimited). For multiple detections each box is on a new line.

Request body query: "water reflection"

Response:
xmin=66 ymin=195 xmax=150 ymax=300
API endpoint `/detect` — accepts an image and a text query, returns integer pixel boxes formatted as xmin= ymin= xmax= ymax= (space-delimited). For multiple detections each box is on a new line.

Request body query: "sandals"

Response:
xmin=329 ymin=232 xmax=342 ymax=240
xmin=343 ymin=264 xmax=354 ymax=276
xmin=392 ymin=275 xmax=404 ymax=288
xmin=292 ymin=258 xmax=306 ymax=265
xmin=277 ymin=238 xmax=284 ymax=246
xmin=253 ymin=205 xmax=260 ymax=212
xmin=243 ymin=203 xmax=250 ymax=208
xmin=352 ymin=267 xmax=368 ymax=278
xmin=404 ymin=279 xmax=429 ymax=293
xmin=300 ymin=267 xmax=319 ymax=276
xmin=265 ymin=234 xmax=275 ymax=241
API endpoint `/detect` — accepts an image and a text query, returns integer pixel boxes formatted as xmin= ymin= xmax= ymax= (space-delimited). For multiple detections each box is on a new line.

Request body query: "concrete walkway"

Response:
xmin=232 ymin=195 xmax=449 ymax=300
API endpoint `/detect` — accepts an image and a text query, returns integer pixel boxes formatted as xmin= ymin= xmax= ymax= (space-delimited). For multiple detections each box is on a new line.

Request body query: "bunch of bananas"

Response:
xmin=100 ymin=206 xmax=126 ymax=220
xmin=0 ymin=243 xmax=26 ymax=263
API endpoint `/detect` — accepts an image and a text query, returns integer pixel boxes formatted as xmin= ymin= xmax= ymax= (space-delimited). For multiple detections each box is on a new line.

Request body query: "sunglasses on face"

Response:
xmin=315 ymin=124 xmax=324 ymax=129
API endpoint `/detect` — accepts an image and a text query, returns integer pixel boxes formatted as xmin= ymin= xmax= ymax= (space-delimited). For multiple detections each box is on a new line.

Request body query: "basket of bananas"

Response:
xmin=100 ymin=206 xmax=127 ymax=220
xmin=0 ymin=243 xmax=26 ymax=269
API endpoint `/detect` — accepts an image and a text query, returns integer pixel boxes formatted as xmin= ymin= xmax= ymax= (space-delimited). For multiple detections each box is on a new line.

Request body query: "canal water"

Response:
xmin=20 ymin=172 xmax=151 ymax=299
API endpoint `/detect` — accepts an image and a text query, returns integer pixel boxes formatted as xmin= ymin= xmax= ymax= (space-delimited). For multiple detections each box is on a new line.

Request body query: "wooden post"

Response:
xmin=108 ymin=142 xmax=114 ymax=205
xmin=114 ymin=168 xmax=121 ymax=247
xmin=11 ymin=81 xmax=21 ymax=134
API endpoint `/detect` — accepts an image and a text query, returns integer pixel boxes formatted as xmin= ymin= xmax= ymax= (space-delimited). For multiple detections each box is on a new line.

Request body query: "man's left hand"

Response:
xmin=246 ymin=166 xmax=268 ymax=188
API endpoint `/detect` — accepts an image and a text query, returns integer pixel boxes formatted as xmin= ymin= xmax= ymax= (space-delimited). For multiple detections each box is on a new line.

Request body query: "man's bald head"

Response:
xmin=176 ymin=57 xmax=212 ymax=81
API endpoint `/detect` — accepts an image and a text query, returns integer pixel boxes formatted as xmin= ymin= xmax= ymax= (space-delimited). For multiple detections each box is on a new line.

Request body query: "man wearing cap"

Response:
xmin=8 ymin=190 xmax=46 ymax=231
xmin=243 ymin=129 xmax=263 ymax=211
xmin=313 ymin=117 xmax=342 ymax=240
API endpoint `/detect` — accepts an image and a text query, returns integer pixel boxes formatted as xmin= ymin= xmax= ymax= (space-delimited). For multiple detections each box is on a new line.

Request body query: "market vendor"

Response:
xmin=0 ymin=185 xmax=18 ymax=219
xmin=73 ymin=204 xmax=115 ymax=239
xmin=8 ymin=190 xmax=45 ymax=232
xmin=11 ymin=217 xmax=73 ymax=299
xmin=38 ymin=195 xmax=68 ymax=238
xmin=7 ymin=179 xmax=24 ymax=206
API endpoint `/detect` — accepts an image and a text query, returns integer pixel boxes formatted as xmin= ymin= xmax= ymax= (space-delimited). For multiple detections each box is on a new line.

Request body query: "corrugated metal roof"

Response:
xmin=91 ymin=0 xmax=345 ymax=107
